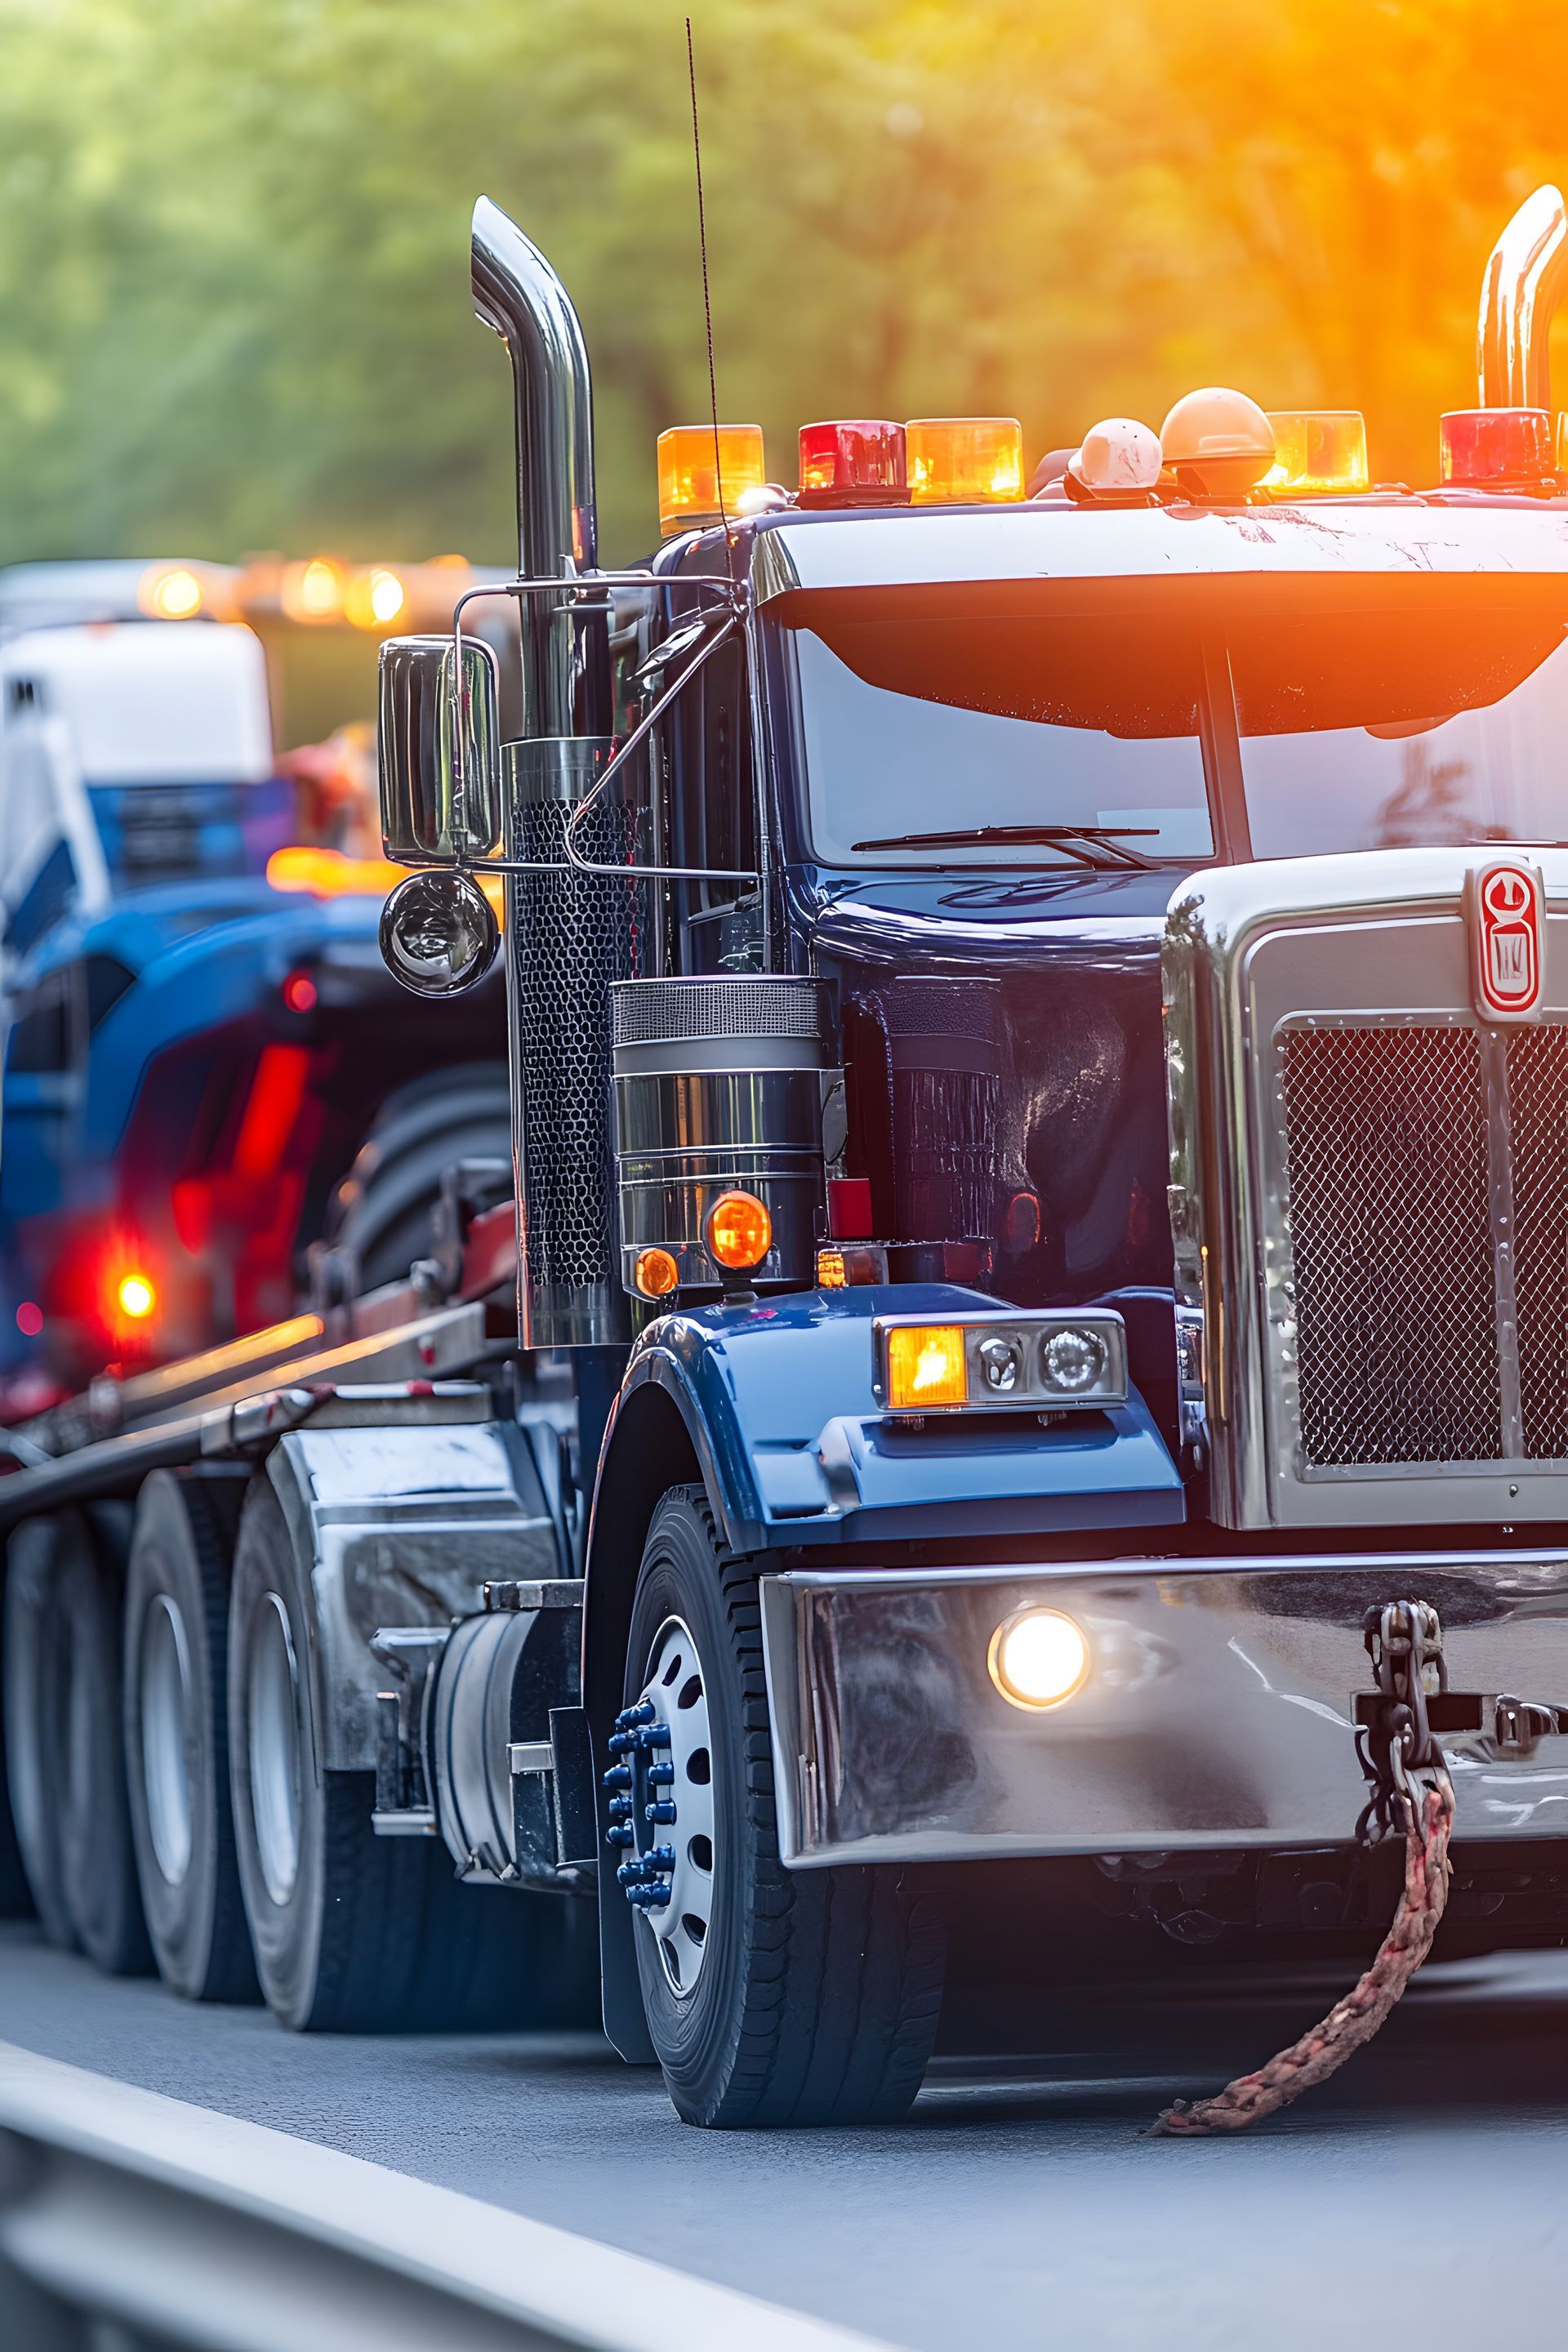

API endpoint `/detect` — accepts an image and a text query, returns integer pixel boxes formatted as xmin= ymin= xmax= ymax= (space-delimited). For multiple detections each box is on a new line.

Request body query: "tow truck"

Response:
xmin=7 ymin=183 xmax=1568 ymax=2128
xmin=0 ymin=556 xmax=510 ymax=1407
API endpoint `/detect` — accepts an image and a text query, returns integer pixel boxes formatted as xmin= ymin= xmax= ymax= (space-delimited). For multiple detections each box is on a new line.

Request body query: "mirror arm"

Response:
xmin=560 ymin=608 xmax=758 ymax=882
xmin=443 ymin=574 xmax=760 ymax=888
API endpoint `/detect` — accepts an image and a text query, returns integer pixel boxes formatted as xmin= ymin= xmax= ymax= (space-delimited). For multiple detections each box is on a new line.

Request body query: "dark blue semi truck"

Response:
xmin=7 ymin=183 xmax=1568 ymax=2130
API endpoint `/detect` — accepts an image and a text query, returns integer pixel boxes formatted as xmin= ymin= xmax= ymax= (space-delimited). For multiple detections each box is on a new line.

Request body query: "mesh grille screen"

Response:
xmin=612 ymin=976 xmax=824 ymax=1046
xmin=1280 ymin=1026 xmax=1500 ymax=1466
xmin=511 ymin=797 xmax=645 ymax=1301
xmin=1507 ymin=1024 xmax=1568 ymax=1459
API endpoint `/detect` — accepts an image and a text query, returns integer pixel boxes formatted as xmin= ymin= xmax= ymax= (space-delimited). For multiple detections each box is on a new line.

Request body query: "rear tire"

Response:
xmin=3 ymin=1517 xmax=75 ymax=1947
xmin=229 ymin=1475 xmax=590 ymax=2031
xmin=324 ymin=1066 xmax=510 ymax=1291
xmin=123 ymin=1470 xmax=260 ymax=2002
xmin=624 ymin=1487 xmax=947 ymax=2127
xmin=49 ymin=1508 xmax=154 ymax=1974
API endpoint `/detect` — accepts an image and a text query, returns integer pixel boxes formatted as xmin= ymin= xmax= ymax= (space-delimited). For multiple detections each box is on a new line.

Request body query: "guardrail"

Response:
xmin=0 ymin=2042 xmax=891 ymax=2352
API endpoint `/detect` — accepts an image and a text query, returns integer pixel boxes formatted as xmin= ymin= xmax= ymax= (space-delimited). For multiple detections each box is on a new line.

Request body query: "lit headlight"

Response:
xmin=988 ymin=1608 xmax=1090 ymax=1710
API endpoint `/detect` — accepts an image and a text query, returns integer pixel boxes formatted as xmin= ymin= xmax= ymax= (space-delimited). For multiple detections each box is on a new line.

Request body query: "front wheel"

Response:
xmin=621 ymin=1488 xmax=946 ymax=2127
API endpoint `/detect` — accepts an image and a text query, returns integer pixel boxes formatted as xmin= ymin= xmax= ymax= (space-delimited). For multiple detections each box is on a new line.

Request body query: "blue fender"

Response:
xmin=601 ymin=1283 xmax=1183 ymax=1553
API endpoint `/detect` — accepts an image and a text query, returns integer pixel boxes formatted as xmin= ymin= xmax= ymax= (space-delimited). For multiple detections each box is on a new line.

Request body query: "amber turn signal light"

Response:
xmin=633 ymin=1247 xmax=680 ymax=1299
xmin=704 ymin=1190 xmax=773 ymax=1272
xmin=884 ymin=1324 xmax=967 ymax=1410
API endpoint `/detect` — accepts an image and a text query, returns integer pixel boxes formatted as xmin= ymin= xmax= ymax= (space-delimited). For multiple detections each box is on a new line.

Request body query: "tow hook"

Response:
xmin=604 ymin=1702 xmax=675 ymax=1910
xmin=1156 ymin=1598 xmax=1455 ymax=2136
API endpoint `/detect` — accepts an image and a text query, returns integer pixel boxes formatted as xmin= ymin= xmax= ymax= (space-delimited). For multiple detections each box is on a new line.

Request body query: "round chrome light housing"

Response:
xmin=379 ymin=869 xmax=499 ymax=998
xmin=1040 ymin=1325 xmax=1108 ymax=1394
xmin=977 ymin=1334 xmax=1023 ymax=1394
xmin=987 ymin=1608 xmax=1090 ymax=1712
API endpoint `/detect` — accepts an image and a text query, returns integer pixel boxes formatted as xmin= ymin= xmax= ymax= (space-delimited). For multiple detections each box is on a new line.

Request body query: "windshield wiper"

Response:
xmin=850 ymin=823 xmax=1163 ymax=870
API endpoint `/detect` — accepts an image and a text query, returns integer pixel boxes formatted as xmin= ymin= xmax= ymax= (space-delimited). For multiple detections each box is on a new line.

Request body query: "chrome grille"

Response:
xmin=1508 ymin=1023 xmax=1568 ymax=1459
xmin=1280 ymin=1026 xmax=1501 ymax=1466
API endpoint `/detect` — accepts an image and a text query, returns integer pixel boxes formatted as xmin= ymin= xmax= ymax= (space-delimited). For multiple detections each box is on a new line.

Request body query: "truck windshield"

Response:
xmin=771 ymin=578 xmax=1568 ymax=870
xmin=1230 ymin=594 xmax=1568 ymax=857
xmin=771 ymin=593 xmax=1214 ymax=867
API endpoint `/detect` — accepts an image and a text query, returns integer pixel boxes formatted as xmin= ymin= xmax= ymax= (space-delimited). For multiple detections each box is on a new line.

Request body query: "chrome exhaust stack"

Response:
xmin=1477 ymin=183 xmax=1568 ymax=411
xmin=470 ymin=197 xmax=635 ymax=1348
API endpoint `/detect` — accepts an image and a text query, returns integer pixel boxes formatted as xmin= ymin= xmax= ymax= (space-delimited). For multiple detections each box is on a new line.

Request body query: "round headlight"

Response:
xmin=987 ymin=1608 xmax=1090 ymax=1712
xmin=1040 ymin=1325 xmax=1107 ymax=1394
xmin=977 ymin=1334 xmax=1023 ymax=1394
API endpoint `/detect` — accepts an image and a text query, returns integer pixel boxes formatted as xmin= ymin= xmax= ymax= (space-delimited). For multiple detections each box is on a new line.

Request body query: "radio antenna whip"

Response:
xmin=685 ymin=16 xmax=734 ymax=572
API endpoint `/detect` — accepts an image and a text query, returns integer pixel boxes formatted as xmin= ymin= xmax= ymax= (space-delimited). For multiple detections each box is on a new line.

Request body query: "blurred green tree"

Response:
xmin=0 ymin=0 xmax=1561 ymax=568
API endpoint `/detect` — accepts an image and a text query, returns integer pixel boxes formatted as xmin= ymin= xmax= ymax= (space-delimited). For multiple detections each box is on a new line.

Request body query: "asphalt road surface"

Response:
xmin=2 ymin=1917 xmax=1565 ymax=2348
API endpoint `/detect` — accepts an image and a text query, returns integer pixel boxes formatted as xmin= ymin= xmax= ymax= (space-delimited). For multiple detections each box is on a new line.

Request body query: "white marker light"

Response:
xmin=987 ymin=1607 xmax=1090 ymax=1711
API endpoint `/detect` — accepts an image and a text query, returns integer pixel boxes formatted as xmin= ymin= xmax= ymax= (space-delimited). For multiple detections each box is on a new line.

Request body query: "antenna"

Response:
xmin=685 ymin=16 xmax=733 ymax=566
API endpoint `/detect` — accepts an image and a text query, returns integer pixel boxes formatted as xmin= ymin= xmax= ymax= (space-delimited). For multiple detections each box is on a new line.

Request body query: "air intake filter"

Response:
xmin=611 ymin=976 xmax=831 ymax=1298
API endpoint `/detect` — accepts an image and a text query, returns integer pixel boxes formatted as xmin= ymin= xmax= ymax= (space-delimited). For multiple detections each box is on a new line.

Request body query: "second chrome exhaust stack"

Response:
xmin=1477 ymin=183 xmax=1568 ymax=411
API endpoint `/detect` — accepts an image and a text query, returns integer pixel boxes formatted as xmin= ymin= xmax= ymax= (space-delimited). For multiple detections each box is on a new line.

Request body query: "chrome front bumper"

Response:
xmin=758 ymin=1553 xmax=1568 ymax=1868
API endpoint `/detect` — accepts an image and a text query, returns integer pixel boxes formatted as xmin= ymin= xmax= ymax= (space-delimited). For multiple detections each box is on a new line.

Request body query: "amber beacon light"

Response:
xmin=657 ymin=425 xmax=767 ymax=537
xmin=704 ymin=1190 xmax=773 ymax=1274
xmin=906 ymin=418 xmax=1024 ymax=505
xmin=1264 ymin=410 xmax=1369 ymax=496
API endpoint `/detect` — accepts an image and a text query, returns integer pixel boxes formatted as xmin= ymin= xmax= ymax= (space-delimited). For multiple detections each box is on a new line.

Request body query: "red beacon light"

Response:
xmin=1440 ymin=408 xmax=1554 ymax=488
xmin=797 ymin=420 xmax=907 ymax=508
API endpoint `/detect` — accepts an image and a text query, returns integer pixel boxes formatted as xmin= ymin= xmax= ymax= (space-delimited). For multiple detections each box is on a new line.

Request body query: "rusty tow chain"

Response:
xmin=1154 ymin=1599 xmax=1455 ymax=2136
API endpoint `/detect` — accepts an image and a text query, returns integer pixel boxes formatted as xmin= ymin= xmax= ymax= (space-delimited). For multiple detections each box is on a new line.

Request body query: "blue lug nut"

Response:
xmin=608 ymin=1794 xmax=633 ymax=1820
xmin=628 ymin=1882 xmax=672 ymax=1909
xmin=607 ymin=1731 xmax=635 ymax=1755
xmin=623 ymin=1700 xmax=657 ymax=1729
xmin=636 ymin=1722 xmax=671 ymax=1751
xmin=602 ymin=1762 xmax=632 ymax=1790
xmin=645 ymin=1845 xmax=676 ymax=1870
xmin=647 ymin=1760 xmax=675 ymax=1786
xmin=605 ymin=1823 xmax=635 ymax=1847
xmin=646 ymin=1799 xmax=677 ymax=1824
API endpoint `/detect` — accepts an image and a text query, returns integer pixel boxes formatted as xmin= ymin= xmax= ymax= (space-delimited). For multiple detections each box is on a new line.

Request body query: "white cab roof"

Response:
xmin=0 ymin=621 xmax=274 ymax=782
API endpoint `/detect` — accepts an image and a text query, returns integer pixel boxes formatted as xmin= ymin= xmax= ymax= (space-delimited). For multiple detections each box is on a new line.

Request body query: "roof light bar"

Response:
xmin=906 ymin=417 xmax=1024 ymax=506
xmin=657 ymin=424 xmax=766 ymax=537
xmin=1263 ymin=409 xmax=1370 ymax=497
xmin=797 ymin=419 xmax=906 ymax=507
xmin=1440 ymin=407 xmax=1554 ymax=488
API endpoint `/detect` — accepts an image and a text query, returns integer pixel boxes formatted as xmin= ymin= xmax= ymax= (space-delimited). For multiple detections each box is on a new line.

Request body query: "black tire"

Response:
xmin=624 ymin=1487 xmax=947 ymax=2127
xmin=49 ymin=1508 xmax=154 ymax=1974
xmin=229 ymin=1474 xmax=592 ymax=2032
xmin=324 ymin=1066 xmax=510 ymax=1291
xmin=123 ymin=1469 xmax=261 ymax=2002
xmin=3 ymin=1517 xmax=74 ymax=1945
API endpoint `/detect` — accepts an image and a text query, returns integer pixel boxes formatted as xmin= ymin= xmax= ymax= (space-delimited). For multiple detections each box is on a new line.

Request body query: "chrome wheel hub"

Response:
xmin=248 ymin=1592 xmax=302 ymax=1905
xmin=140 ymin=1592 xmax=194 ymax=1886
xmin=605 ymin=1614 xmax=715 ymax=1996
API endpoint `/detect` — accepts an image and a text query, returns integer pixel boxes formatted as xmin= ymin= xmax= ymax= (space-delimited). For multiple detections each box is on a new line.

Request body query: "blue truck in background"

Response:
xmin=0 ymin=558 xmax=509 ymax=1407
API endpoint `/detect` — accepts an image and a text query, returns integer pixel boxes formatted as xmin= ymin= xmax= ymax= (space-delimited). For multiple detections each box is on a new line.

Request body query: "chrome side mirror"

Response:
xmin=378 ymin=634 xmax=502 ymax=864
xmin=379 ymin=870 xmax=500 ymax=997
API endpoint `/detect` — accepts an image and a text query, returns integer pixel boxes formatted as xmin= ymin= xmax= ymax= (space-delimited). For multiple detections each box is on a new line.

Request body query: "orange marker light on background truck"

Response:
xmin=906 ymin=418 xmax=1024 ymax=505
xmin=657 ymin=425 xmax=766 ymax=537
